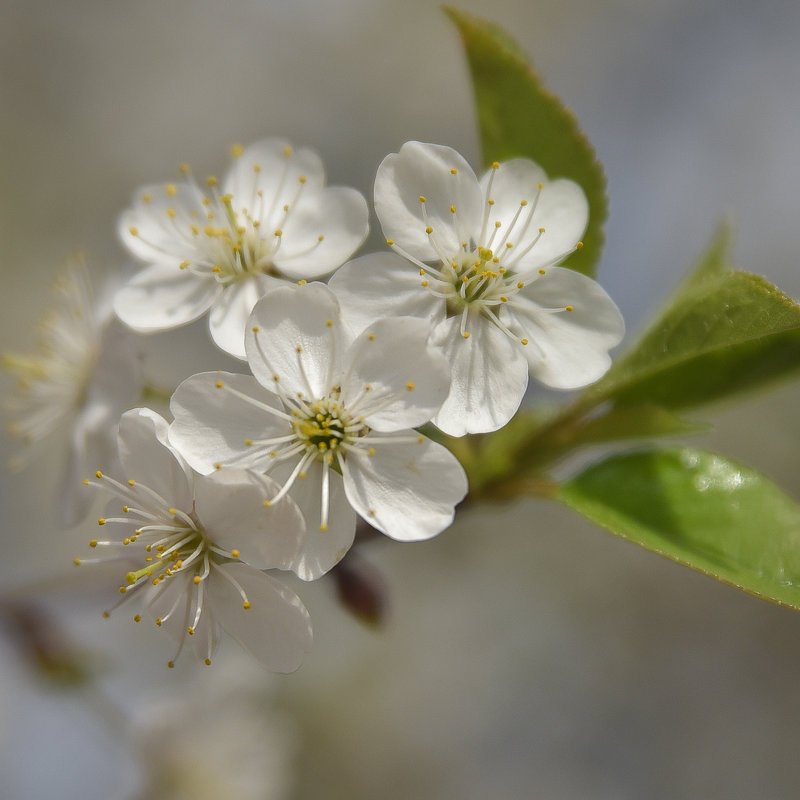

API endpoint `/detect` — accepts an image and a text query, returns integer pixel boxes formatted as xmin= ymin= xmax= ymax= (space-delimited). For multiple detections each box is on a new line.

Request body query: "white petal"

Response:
xmin=479 ymin=160 xmax=588 ymax=269
xmin=208 ymin=274 xmax=286 ymax=360
xmin=342 ymin=433 xmax=468 ymax=541
xmin=328 ymin=252 xmax=444 ymax=340
xmin=430 ymin=315 xmax=529 ymax=436
xmin=59 ymin=408 xmax=116 ymax=526
xmin=374 ymin=141 xmax=482 ymax=262
xmin=505 ymin=266 xmax=625 ymax=389
xmin=118 ymin=182 xmax=209 ymax=266
xmin=169 ymin=371 xmax=287 ymax=474
xmin=223 ymin=139 xmax=326 ymax=217
xmin=114 ymin=263 xmax=221 ymax=333
xmin=272 ymin=460 xmax=356 ymax=580
xmin=90 ymin=318 xmax=143 ymax=410
xmin=245 ymin=282 xmax=343 ymax=399
xmin=274 ymin=186 xmax=368 ymax=279
xmin=117 ymin=408 xmax=193 ymax=509
xmin=340 ymin=317 xmax=451 ymax=431
xmin=208 ymin=563 xmax=313 ymax=672
xmin=194 ymin=469 xmax=306 ymax=571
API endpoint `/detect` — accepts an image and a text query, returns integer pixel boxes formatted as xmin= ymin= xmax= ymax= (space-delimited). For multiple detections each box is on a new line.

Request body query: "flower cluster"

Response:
xmin=9 ymin=138 xmax=623 ymax=671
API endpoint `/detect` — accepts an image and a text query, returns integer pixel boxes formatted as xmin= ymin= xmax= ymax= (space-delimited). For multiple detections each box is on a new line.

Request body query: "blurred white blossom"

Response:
xmin=2 ymin=259 xmax=141 ymax=525
xmin=131 ymin=657 xmax=297 ymax=800
xmin=115 ymin=138 xmax=369 ymax=359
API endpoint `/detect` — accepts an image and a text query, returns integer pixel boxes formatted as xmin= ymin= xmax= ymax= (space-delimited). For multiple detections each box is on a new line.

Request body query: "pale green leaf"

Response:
xmin=559 ymin=448 xmax=800 ymax=610
xmin=586 ymin=270 xmax=800 ymax=409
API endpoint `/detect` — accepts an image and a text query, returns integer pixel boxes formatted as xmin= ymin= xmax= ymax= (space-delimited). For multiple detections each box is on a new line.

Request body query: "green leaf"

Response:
xmin=445 ymin=6 xmax=607 ymax=277
xmin=558 ymin=448 xmax=800 ymax=610
xmin=670 ymin=221 xmax=733 ymax=302
xmin=585 ymin=270 xmax=800 ymax=409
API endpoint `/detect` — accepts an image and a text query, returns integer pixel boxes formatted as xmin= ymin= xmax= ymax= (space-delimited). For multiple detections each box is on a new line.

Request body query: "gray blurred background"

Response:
xmin=3 ymin=0 xmax=800 ymax=797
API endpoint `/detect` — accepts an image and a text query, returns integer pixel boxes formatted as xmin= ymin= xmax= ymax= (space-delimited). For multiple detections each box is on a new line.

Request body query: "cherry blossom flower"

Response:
xmin=168 ymin=283 xmax=468 ymax=577
xmin=115 ymin=138 xmax=369 ymax=358
xmin=76 ymin=407 xmax=312 ymax=671
xmin=2 ymin=259 xmax=141 ymax=525
xmin=329 ymin=141 xmax=625 ymax=436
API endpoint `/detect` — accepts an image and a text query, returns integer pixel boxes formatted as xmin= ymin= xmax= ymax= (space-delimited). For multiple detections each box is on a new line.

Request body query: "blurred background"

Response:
xmin=2 ymin=0 xmax=800 ymax=797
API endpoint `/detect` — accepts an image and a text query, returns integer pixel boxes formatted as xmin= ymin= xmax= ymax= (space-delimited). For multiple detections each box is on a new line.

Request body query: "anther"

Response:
xmin=73 ymin=557 xmax=81 ymax=566
xmin=166 ymin=184 xmax=177 ymax=197
xmin=386 ymin=238 xmax=394 ymax=245
xmin=231 ymin=549 xmax=240 ymax=558
xmin=419 ymin=196 xmax=426 ymax=203
xmin=450 ymin=167 xmax=458 ymax=174
xmin=463 ymin=331 xmax=471 ymax=339
xmin=243 ymin=601 xmax=251 ymax=610
xmin=128 ymin=226 xmax=139 ymax=236
xmin=406 ymin=382 xmax=416 ymax=391
xmin=215 ymin=380 xmax=224 ymax=388
xmin=98 ymin=518 xmax=106 ymax=526
xmin=521 ymin=338 xmax=529 ymax=345
xmin=426 ymin=226 xmax=433 ymax=234
xmin=252 ymin=326 xmax=259 ymax=333
xmin=566 ymin=305 xmax=574 ymax=312
xmin=231 ymin=143 xmax=244 ymax=158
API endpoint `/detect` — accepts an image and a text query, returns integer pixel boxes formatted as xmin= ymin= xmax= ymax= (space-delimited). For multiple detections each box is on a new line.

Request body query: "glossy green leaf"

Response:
xmin=559 ymin=448 xmax=800 ymax=610
xmin=586 ymin=270 xmax=800 ymax=409
xmin=446 ymin=7 xmax=606 ymax=277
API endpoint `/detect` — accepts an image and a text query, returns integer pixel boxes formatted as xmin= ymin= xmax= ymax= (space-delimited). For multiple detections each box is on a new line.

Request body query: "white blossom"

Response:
xmin=76 ymin=408 xmax=312 ymax=671
xmin=2 ymin=259 xmax=141 ymax=525
xmin=329 ymin=141 xmax=625 ymax=436
xmin=168 ymin=283 xmax=468 ymax=578
xmin=115 ymin=138 xmax=369 ymax=359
